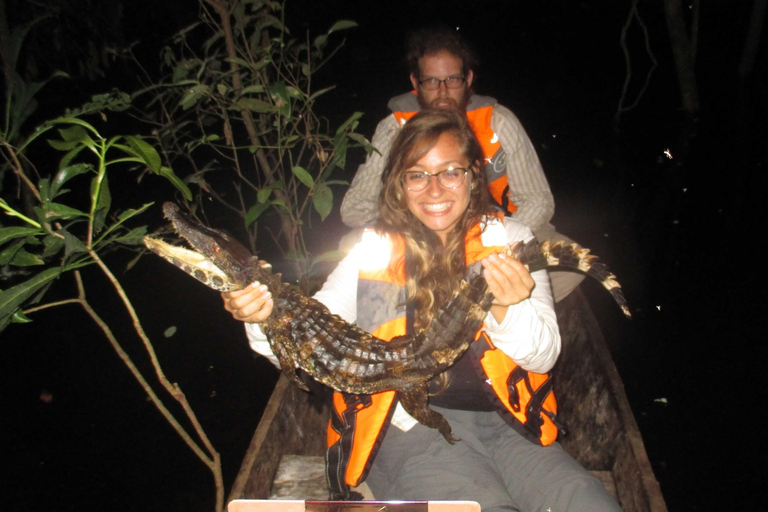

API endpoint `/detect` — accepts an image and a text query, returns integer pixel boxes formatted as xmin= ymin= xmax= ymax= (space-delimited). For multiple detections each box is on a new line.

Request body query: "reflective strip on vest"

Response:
xmin=478 ymin=335 xmax=559 ymax=446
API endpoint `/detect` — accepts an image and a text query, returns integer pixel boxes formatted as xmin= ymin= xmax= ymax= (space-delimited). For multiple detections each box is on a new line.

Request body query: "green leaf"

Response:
xmin=235 ymin=98 xmax=277 ymax=113
xmin=10 ymin=309 xmax=32 ymax=324
xmin=308 ymin=85 xmax=335 ymax=102
xmin=313 ymin=34 xmax=327 ymax=50
xmin=257 ymin=181 xmax=284 ymax=203
xmin=59 ymin=144 xmax=90 ymax=171
xmin=347 ymin=133 xmax=376 ymax=154
xmin=0 ymin=239 xmax=25 ymax=265
xmin=336 ymin=111 xmax=364 ymax=136
xmin=125 ymin=136 xmax=162 ymax=173
xmin=95 ymin=204 xmax=153 ymax=246
xmin=158 ymin=167 xmax=193 ymax=201
xmin=113 ymin=226 xmax=148 ymax=246
xmin=281 ymin=134 xmax=301 ymax=145
xmin=291 ymin=166 xmax=314 ymax=188
xmin=0 ymin=266 xmax=63 ymax=332
xmin=65 ymin=91 xmax=131 ymax=116
xmin=10 ymin=248 xmax=45 ymax=266
xmin=0 ymin=227 xmax=41 ymax=247
xmin=328 ymin=137 xmax=348 ymax=172
xmin=269 ymin=82 xmax=291 ymax=117
xmin=50 ymin=125 xmax=96 ymax=150
xmin=312 ymin=183 xmax=333 ymax=221
xmin=328 ymin=20 xmax=358 ymax=34
xmin=117 ymin=203 xmax=154 ymax=222
xmin=38 ymin=178 xmax=52 ymax=203
xmin=172 ymin=59 xmax=200 ymax=83
xmin=180 ymin=84 xmax=210 ymax=110
xmin=42 ymin=234 xmax=65 ymax=258
xmin=241 ymin=84 xmax=266 ymax=95
xmin=41 ymin=202 xmax=89 ymax=220
xmin=244 ymin=203 xmax=270 ymax=227
xmin=51 ymin=163 xmax=92 ymax=198
xmin=60 ymin=228 xmax=88 ymax=257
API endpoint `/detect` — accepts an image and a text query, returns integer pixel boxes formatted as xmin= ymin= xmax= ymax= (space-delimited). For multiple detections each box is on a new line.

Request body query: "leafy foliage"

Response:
xmin=132 ymin=0 xmax=371 ymax=290
xmin=0 ymin=116 xmax=188 ymax=330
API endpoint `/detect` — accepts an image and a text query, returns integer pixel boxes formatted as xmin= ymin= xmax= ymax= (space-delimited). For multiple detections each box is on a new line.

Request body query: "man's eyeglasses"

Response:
xmin=418 ymin=76 xmax=466 ymax=91
xmin=402 ymin=167 xmax=468 ymax=191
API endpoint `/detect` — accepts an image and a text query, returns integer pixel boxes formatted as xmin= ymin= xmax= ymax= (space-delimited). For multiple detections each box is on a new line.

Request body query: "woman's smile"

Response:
xmin=420 ymin=200 xmax=454 ymax=213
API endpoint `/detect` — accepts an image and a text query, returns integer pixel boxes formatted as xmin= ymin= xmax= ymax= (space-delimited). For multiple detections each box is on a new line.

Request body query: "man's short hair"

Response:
xmin=405 ymin=26 xmax=479 ymax=77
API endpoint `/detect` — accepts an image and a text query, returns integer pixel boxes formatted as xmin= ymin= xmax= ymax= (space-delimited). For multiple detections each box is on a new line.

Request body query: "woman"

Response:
xmin=223 ymin=110 xmax=622 ymax=512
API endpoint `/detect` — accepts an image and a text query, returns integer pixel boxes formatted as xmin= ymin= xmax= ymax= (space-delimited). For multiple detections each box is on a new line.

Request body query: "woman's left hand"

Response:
xmin=481 ymin=252 xmax=535 ymax=308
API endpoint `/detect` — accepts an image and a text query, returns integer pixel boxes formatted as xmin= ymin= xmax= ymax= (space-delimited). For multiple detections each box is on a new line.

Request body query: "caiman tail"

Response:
xmin=506 ymin=238 xmax=631 ymax=319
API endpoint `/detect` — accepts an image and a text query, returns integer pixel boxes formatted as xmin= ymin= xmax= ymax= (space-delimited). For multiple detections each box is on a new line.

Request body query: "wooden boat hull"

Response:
xmin=228 ymin=289 xmax=667 ymax=512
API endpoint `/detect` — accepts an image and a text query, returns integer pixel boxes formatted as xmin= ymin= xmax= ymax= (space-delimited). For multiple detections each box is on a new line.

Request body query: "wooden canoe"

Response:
xmin=227 ymin=288 xmax=667 ymax=512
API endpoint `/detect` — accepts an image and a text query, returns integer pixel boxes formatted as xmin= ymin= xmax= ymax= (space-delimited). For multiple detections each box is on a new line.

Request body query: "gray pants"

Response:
xmin=365 ymin=406 xmax=623 ymax=512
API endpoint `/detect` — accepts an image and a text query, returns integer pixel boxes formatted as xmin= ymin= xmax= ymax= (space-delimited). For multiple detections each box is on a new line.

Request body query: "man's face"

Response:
xmin=410 ymin=50 xmax=474 ymax=111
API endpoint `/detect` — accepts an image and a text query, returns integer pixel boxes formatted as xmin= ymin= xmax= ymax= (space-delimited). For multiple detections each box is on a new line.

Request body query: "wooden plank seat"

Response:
xmin=270 ymin=455 xmax=375 ymax=500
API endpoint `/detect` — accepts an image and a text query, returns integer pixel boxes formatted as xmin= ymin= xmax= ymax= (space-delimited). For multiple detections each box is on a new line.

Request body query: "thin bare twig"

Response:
xmin=615 ymin=0 xmax=658 ymax=125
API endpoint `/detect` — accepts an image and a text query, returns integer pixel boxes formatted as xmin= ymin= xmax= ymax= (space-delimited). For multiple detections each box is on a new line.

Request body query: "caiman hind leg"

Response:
xmin=399 ymin=384 xmax=460 ymax=444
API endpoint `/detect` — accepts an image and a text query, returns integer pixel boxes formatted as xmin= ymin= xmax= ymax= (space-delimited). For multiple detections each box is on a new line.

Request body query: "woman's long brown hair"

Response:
xmin=376 ymin=110 xmax=493 ymax=331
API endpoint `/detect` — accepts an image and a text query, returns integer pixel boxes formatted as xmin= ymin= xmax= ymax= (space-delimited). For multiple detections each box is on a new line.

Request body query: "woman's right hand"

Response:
xmin=222 ymin=282 xmax=273 ymax=323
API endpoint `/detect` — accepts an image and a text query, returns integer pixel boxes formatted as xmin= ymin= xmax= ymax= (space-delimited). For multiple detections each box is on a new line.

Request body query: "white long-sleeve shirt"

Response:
xmin=245 ymin=217 xmax=561 ymax=429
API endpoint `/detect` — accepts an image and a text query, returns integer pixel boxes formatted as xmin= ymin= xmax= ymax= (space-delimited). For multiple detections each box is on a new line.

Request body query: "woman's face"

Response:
xmin=404 ymin=132 xmax=472 ymax=243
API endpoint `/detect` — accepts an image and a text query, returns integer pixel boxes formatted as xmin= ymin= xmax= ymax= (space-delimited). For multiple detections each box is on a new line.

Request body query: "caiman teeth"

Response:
xmin=143 ymin=237 xmax=230 ymax=287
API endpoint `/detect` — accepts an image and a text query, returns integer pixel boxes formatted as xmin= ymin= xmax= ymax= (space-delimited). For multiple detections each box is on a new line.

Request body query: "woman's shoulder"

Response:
xmin=349 ymin=228 xmax=398 ymax=271
xmin=481 ymin=215 xmax=535 ymax=245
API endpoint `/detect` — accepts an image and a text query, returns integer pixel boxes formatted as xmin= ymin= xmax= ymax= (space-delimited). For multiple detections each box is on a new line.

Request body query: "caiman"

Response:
xmin=144 ymin=202 xmax=630 ymax=443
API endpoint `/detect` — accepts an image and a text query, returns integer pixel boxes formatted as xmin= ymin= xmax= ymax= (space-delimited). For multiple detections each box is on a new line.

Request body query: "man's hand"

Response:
xmin=222 ymin=282 xmax=273 ymax=324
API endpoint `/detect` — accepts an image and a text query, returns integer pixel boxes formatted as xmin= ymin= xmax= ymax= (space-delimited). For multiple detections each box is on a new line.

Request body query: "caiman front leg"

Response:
xmin=399 ymin=384 xmax=460 ymax=444
xmin=266 ymin=330 xmax=311 ymax=392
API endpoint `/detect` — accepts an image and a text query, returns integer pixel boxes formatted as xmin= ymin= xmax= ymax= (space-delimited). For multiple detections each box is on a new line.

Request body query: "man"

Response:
xmin=340 ymin=26 xmax=583 ymax=301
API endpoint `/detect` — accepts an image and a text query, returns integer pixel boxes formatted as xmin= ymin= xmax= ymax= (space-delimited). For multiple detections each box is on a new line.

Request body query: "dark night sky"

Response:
xmin=3 ymin=1 xmax=766 ymax=511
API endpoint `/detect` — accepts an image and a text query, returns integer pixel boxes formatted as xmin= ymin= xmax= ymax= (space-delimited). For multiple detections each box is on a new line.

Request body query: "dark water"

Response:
xmin=3 ymin=1 xmax=766 ymax=511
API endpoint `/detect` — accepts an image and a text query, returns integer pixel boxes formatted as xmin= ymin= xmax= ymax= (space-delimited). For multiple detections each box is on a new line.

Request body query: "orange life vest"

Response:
xmin=389 ymin=92 xmax=517 ymax=215
xmin=325 ymin=218 xmax=559 ymax=498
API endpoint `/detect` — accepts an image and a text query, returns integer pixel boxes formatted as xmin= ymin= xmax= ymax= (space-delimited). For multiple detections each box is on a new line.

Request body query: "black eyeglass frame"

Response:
xmin=401 ymin=167 xmax=469 ymax=192
xmin=417 ymin=75 xmax=466 ymax=91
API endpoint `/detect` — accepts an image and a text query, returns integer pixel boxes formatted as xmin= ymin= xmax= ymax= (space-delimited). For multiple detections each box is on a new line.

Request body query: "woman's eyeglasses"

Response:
xmin=402 ymin=167 xmax=468 ymax=191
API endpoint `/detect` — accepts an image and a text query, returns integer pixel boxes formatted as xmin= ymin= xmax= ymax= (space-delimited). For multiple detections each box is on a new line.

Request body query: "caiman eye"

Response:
xmin=213 ymin=244 xmax=221 ymax=253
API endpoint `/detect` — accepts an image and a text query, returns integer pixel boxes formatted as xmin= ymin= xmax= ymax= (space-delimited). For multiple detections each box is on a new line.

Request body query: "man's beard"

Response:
xmin=416 ymin=88 xmax=471 ymax=111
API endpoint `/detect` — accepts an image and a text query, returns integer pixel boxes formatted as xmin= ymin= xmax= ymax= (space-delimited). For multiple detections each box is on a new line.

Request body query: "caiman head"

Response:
xmin=143 ymin=202 xmax=263 ymax=292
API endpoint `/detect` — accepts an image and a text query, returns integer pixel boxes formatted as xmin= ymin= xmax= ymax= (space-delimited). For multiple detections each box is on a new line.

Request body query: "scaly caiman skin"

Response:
xmin=144 ymin=202 xmax=629 ymax=443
